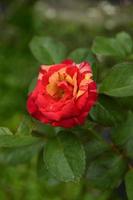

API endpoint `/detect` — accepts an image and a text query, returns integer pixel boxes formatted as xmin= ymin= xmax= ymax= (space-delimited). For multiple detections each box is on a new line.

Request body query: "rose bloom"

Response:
xmin=27 ymin=60 xmax=97 ymax=128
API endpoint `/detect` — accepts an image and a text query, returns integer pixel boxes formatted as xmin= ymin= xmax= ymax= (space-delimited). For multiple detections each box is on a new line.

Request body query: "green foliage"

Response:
xmin=87 ymin=153 xmax=127 ymax=190
xmin=37 ymin=149 xmax=52 ymax=181
xmin=33 ymin=120 xmax=60 ymax=137
xmin=16 ymin=116 xmax=34 ymax=135
xmin=0 ymin=134 xmax=40 ymax=148
xmin=116 ymin=32 xmax=133 ymax=55
xmin=100 ymin=63 xmax=133 ymax=97
xmin=0 ymin=143 xmax=42 ymax=165
xmin=44 ymin=131 xmax=86 ymax=182
xmin=68 ymin=48 xmax=95 ymax=64
xmin=0 ymin=124 xmax=43 ymax=165
xmin=85 ymin=137 xmax=110 ymax=163
xmin=92 ymin=36 xmax=125 ymax=58
xmin=92 ymin=32 xmax=133 ymax=59
xmin=111 ymin=112 xmax=133 ymax=159
xmin=29 ymin=36 xmax=67 ymax=64
xmin=90 ymin=95 xmax=124 ymax=126
xmin=125 ymin=170 xmax=133 ymax=200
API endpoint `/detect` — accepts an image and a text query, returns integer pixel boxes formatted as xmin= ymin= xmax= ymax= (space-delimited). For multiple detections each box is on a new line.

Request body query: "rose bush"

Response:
xmin=27 ymin=60 xmax=97 ymax=128
xmin=0 ymin=33 xmax=133 ymax=199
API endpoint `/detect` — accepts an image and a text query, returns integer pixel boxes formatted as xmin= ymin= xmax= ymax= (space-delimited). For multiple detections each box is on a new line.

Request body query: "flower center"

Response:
xmin=46 ymin=69 xmax=74 ymax=99
xmin=46 ymin=68 xmax=93 ymax=100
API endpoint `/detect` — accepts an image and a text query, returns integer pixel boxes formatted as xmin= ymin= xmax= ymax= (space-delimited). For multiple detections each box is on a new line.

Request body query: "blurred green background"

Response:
xmin=0 ymin=0 xmax=133 ymax=199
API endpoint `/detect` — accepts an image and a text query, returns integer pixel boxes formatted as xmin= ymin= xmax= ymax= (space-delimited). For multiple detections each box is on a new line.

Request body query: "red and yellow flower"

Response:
xmin=27 ymin=60 xmax=97 ymax=128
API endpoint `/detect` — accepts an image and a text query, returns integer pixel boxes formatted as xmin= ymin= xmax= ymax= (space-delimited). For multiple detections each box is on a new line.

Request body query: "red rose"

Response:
xmin=27 ymin=60 xmax=97 ymax=128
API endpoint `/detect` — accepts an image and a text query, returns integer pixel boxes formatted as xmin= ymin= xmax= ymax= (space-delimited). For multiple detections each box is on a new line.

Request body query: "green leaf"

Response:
xmin=87 ymin=153 xmax=127 ymax=190
xmin=0 ymin=127 xmax=13 ymax=136
xmin=90 ymin=95 xmax=124 ymax=126
xmin=111 ymin=111 xmax=133 ymax=146
xmin=37 ymin=149 xmax=53 ymax=181
xmin=29 ymin=36 xmax=66 ymax=64
xmin=92 ymin=36 xmax=125 ymax=58
xmin=116 ymin=32 xmax=132 ymax=55
xmin=0 ymin=135 xmax=41 ymax=148
xmin=68 ymin=48 xmax=95 ymax=64
xmin=85 ymin=138 xmax=110 ymax=163
xmin=33 ymin=120 xmax=60 ymax=137
xmin=111 ymin=112 xmax=133 ymax=159
xmin=115 ymin=96 xmax=133 ymax=110
xmin=16 ymin=115 xmax=34 ymax=136
xmin=125 ymin=170 xmax=133 ymax=200
xmin=68 ymin=48 xmax=97 ymax=80
xmin=0 ymin=142 xmax=42 ymax=165
xmin=100 ymin=63 xmax=133 ymax=97
xmin=92 ymin=32 xmax=132 ymax=58
xmin=44 ymin=131 xmax=86 ymax=182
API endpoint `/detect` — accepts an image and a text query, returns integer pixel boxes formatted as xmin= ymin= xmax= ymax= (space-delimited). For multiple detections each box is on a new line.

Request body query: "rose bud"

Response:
xmin=27 ymin=60 xmax=97 ymax=128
